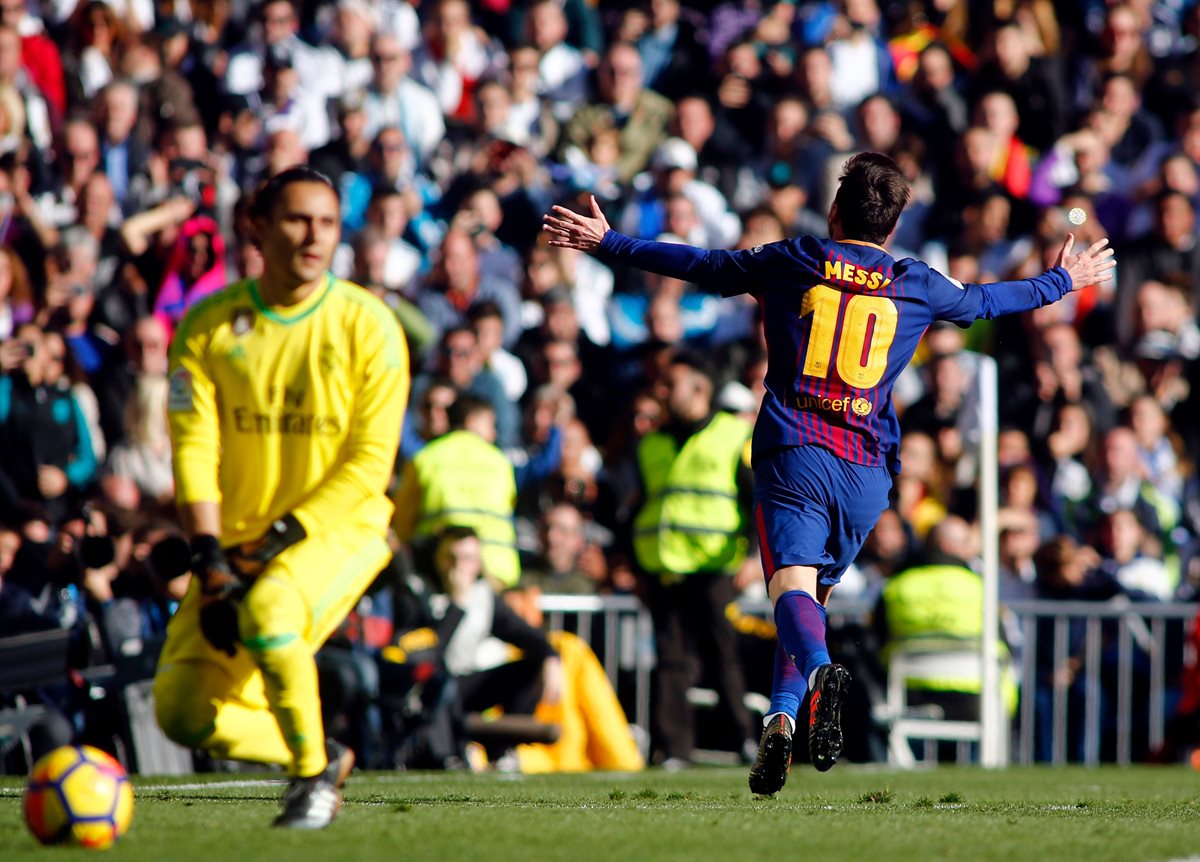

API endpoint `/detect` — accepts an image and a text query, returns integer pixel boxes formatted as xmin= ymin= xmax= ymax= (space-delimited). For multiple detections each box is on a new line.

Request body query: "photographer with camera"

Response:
xmin=0 ymin=323 xmax=98 ymax=525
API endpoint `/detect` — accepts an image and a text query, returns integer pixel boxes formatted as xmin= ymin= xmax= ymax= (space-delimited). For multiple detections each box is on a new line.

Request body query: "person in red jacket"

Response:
xmin=0 ymin=0 xmax=64 ymax=121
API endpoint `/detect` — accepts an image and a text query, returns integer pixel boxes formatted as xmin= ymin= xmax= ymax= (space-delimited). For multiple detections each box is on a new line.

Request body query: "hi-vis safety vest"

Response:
xmin=880 ymin=564 xmax=1018 ymax=714
xmin=633 ymin=412 xmax=751 ymax=578
xmin=411 ymin=429 xmax=519 ymax=587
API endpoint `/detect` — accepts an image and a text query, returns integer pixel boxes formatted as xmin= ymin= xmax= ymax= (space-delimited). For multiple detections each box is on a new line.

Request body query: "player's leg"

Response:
xmin=153 ymin=589 xmax=296 ymax=767
xmin=801 ymin=455 xmax=893 ymax=772
xmin=750 ymin=446 xmax=889 ymax=781
xmin=236 ymin=525 xmax=389 ymax=828
xmin=748 ymin=447 xmax=837 ymax=792
xmin=754 ymin=447 xmax=839 ymax=722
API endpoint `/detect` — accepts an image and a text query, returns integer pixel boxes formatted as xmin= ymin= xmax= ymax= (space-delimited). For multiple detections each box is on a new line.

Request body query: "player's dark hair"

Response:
xmin=832 ymin=152 xmax=911 ymax=245
xmin=250 ymin=165 xmax=337 ymax=221
xmin=447 ymin=394 xmax=494 ymax=430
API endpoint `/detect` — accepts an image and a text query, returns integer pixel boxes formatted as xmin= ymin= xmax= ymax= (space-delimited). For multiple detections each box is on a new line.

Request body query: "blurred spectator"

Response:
xmin=105 ymin=368 xmax=173 ymax=508
xmin=411 ymin=0 xmax=500 ymax=122
xmin=469 ymin=300 xmax=525 ymax=402
xmin=968 ymin=19 xmax=1065 ymax=152
xmin=1096 ymin=508 xmax=1174 ymax=599
xmin=410 ymin=326 xmax=518 ymax=449
xmin=504 ymin=583 xmax=645 ymax=774
xmin=0 ymin=323 xmax=97 ymax=522
xmin=427 ymin=525 xmax=560 ymax=766
xmin=363 ymin=33 xmax=444 ymax=168
xmin=525 ymin=0 xmax=587 ymax=120
xmin=1072 ymin=426 xmax=1179 ymax=552
xmin=95 ymin=80 xmax=148 ymax=212
xmin=0 ymin=245 xmax=33 ymax=339
xmin=42 ymin=329 xmax=104 ymax=463
xmin=519 ymin=501 xmax=605 ymax=595
xmin=1118 ymin=191 xmax=1200 ymax=326
xmin=92 ymin=314 xmax=167 ymax=452
xmin=399 ymin=373 xmax=456 ymax=462
xmin=560 ymin=42 xmax=673 ymax=184
xmin=0 ymin=0 xmax=65 ymax=120
xmin=418 ymin=228 xmax=522 ymax=350
xmin=853 ymin=507 xmax=911 ymax=604
xmin=630 ymin=352 xmax=756 ymax=768
xmin=0 ymin=521 xmax=58 ymax=632
xmin=225 ymin=0 xmax=333 ymax=103
xmin=1032 ymin=535 xmax=1155 ymax=761
xmin=1129 ymin=394 xmax=1185 ymax=506
xmin=151 ymin=215 xmax=226 ymax=328
xmin=998 ymin=509 xmax=1040 ymax=601
xmin=454 ymin=186 xmax=521 ymax=288
xmin=65 ymin=1 xmax=126 ymax=102
xmin=874 ymin=515 xmax=1016 ymax=759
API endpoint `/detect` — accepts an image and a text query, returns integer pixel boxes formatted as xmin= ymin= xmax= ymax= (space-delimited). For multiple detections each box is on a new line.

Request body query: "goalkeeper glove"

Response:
xmin=228 ymin=514 xmax=306 ymax=576
xmin=199 ymin=600 xmax=240 ymax=657
xmin=190 ymin=534 xmax=245 ymax=656
xmin=190 ymin=534 xmax=243 ymax=599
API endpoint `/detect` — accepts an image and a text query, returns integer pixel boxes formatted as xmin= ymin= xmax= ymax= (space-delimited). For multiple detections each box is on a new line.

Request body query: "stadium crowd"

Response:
xmin=2 ymin=0 xmax=1200 ymax=770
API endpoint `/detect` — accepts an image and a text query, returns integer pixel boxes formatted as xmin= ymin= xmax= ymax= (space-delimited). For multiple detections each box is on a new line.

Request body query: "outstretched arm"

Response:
xmin=543 ymin=195 xmax=795 ymax=295
xmin=931 ymin=233 xmax=1116 ymax=324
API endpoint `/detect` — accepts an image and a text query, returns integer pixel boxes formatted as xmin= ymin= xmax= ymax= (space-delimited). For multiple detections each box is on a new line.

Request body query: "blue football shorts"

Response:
xmin=753 ymin=444 xmax=893 ymax=587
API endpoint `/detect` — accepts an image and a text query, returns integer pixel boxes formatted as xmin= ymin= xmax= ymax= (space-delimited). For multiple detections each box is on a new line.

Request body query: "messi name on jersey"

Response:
xmin=822 ymin=260 xmax=892 ymax=291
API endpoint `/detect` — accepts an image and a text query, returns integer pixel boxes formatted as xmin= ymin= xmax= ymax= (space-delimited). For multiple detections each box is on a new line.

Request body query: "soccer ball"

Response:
xmin=23 ymin=745 xmax=134 ymax=849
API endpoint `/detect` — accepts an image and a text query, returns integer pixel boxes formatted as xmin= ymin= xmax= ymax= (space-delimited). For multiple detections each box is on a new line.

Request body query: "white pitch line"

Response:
xmin=138 ymin=779 xmax=287 ymax=791
xmin=0 ymin=779 xmax=285 ymax=797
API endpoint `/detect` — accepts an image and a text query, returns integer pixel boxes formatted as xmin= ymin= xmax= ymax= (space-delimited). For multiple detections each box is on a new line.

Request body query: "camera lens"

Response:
xmin=80 ymin=534 xmax=116 ymax=569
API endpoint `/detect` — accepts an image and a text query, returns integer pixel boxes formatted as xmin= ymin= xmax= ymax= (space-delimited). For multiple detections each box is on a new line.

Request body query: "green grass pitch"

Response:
xmin=3 ymin=766 xmax=1200 ymax=861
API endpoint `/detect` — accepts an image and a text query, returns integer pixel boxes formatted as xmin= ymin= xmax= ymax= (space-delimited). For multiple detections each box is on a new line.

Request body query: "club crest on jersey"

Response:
xmin=319 ymin=343 xmax=339 ymax=374
xmin=231 ymin=308 xmax=254 ymax=336
xmin=167 ymin=367 xmax=194 ymax=412
xmin=851 ymin=397 xmax=873 ymax=417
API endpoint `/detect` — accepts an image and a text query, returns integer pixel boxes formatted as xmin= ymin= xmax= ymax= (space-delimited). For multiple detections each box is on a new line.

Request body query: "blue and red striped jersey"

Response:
xmin=597 ymin=231 xmax=1073 ymax=473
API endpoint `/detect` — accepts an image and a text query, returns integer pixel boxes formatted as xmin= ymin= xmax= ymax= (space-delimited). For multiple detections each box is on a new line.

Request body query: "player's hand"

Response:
xmin=190 ymin=534 xmax=243 ymax=599
xmin=199 ymin=600 xmax=240 ymax=657
xmin=227 ymin=514 xmax=306 ymax=577
xmin=190 ymin=535 xmax=243 ymax=655
xmin=1056 ymin=233 xmax=1115 ymax=292
xmin=542 ymin=195 xmax=610 ymax=253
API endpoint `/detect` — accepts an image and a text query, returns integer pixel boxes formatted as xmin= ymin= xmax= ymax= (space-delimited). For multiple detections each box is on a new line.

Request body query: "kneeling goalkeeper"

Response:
xmin=153 ymin=166 xmax=408 ymax=829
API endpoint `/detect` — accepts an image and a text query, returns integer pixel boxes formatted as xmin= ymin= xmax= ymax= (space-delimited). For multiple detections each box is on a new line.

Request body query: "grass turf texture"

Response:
xmin=3 ymin=767 xmax=1200 ymax=861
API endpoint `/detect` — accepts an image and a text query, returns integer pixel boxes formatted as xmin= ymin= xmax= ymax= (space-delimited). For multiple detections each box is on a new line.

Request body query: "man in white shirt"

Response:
xmin=362 ymin=33 xmax=445 ymax=169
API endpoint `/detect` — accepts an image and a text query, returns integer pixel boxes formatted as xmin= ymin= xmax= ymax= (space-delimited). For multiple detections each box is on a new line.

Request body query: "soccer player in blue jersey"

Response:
xmin=543 ymin=153 xmax=1115 ymax=793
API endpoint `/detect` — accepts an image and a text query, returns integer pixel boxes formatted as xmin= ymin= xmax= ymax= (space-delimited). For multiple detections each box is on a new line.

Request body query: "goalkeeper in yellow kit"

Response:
xmin=152 ymin=166 xmax=408 ymax=829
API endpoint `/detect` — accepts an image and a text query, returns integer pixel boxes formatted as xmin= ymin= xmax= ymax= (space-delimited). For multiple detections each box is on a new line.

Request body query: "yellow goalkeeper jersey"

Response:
xmin=167 ymin=275 xmax=409 ymax=545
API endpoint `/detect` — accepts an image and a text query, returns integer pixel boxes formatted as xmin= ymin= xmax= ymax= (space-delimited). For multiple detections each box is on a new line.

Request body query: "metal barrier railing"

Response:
xmin=538 ymin=593 xmax=1199 ymax=766
xmin=1005 ymin=599 xmax=1197 ymax=766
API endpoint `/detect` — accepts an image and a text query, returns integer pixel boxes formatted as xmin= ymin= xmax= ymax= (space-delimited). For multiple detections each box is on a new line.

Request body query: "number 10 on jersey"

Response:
xmin=799 ymin=284 xmax=898 ymax=389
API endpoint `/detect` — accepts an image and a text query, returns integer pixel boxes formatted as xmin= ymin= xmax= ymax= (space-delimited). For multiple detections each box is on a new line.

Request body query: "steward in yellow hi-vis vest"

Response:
xmin=634 ymin=411 xmax=752 ymax=579
xmin=876 ymin=523 xmax=1018 ymax=717
xmin=628 ymin=352 xmax=758 ymax=765
xmin=392 ymin=395 xmax=520 ymax=588
xmin=153 ymin=168 xmax=409 ymax=830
